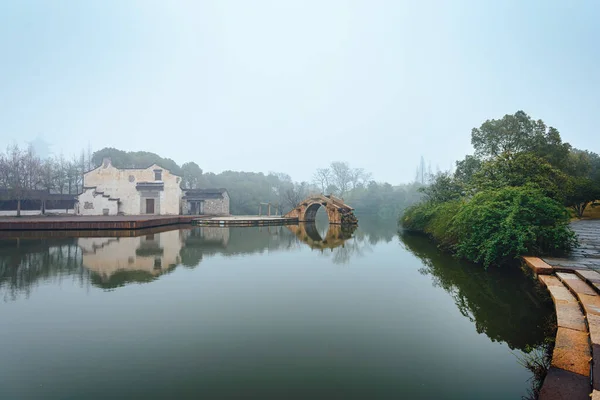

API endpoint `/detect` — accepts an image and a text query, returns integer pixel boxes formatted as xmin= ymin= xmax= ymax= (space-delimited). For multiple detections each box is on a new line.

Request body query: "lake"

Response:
xmin=0 ymin=217 xmax=553 ymax=399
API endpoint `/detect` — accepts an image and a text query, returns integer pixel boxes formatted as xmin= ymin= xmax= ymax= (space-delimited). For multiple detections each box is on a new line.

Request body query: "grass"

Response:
xmin=582 ymin=201 xmax=600 ymax=219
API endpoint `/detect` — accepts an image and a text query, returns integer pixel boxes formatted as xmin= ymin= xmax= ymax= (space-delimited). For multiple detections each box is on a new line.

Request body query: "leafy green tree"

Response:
xmin=472 ymin=152 xmax=571 ymax=202
xmin=454 ymin=155 xmax=482 ymax=185
xmin=91 ymin=148 xmax=183 ymax=176
xmin=471 ymin=111 xmax=571 ymax=169
xmin=471 ymin=111 xmax=537 ymax=159
xmin=420 ymin=172 xmax=463 ymax=203
xmin=566 ymin=177 xmax=600 ymax=218
xmin=181 ymin=162 xmax=203 ymax=189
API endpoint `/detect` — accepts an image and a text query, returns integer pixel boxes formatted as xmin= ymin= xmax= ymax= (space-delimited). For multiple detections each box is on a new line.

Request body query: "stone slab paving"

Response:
xmin=539 ymin=367 xmax=590 ymax=400
xmin=552 ymin=327 xmax=590 ymax=377
xmin=539 ymin=275 xmax=587 ymax=332
xmin=543 ymin=219 xmax=600 ymax=271
xmin=524 ymin=256 xmax=554 ymax=274
xmin=556 ymin=272 xmax=598 ymax=296
xmin=528 ymin=222 xmax=600 ymax=399
xmin=536 ymin=274 xmax=593 ymax=399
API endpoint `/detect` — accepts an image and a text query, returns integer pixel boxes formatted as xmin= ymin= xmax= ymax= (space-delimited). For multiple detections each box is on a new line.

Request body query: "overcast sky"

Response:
xmin=1 ymin=0 xmax=598 ymax=184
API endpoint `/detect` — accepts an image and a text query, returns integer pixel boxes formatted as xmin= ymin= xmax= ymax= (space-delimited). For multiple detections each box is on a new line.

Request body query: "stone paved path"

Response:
xmin=523 ymin=219 xmax=600 ymax=400
xmin=542 ymin=219 xmax=600 ymax=271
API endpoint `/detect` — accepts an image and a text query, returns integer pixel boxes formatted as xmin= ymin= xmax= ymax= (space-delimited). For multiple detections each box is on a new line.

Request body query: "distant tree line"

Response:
xmin=1 ymin=144 xmax=425 ymax=219
xmin=402 ymin=110 xmax=600 ymax=267
xmin=0 ymin=144 xmax=94 ymax=215
xmin=89 ymin=148 xmax=425 ymax=218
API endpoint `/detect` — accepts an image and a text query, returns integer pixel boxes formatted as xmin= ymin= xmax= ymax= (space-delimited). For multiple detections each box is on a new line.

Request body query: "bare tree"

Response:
xmin=1 ymin=145 xmax=27 ymax=216
xmin=349 ymin=167 xmax=371 ymax=190
xmin=55 ymin=154 xmax=67 ymax=194
xmin=23 ymin=145 xmax=42 ymax=190
xmin=312 ymin=168 xmax=331 ymax=194
xmin=284 ymin=182 xmax=308 ymax=210
xmin=330 ymin=161 xmax=353 ymax=198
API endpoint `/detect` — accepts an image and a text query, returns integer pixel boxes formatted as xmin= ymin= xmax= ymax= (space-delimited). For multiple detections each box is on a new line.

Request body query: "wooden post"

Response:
xmin=268 ymin=203 xmax=271 ymax=216
xmin=258 ymin=204 xmax=262 ymax=216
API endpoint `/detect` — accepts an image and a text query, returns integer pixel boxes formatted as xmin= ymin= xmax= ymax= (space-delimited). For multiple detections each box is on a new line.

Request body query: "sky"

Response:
xmin=0 ymin=0 xmax=598 ymax=184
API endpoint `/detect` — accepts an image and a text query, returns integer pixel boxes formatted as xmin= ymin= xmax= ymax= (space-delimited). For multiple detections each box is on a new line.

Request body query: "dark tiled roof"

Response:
xmin=183 ymin=188 xmax=228 ymax=200
xmin=0 ymin=189 xmax=76 ymax=201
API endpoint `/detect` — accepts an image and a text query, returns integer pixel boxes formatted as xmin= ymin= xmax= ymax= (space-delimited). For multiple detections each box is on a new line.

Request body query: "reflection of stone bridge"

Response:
xmin=285 ymin=195 xmax=358 ymax=225
xmin=287 ymin=223 xmax=357 ymax=250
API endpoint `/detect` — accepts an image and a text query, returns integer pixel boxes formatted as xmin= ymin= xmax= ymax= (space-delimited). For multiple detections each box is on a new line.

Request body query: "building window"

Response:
xmin=154 ymin=170 xmax=162 ymax=181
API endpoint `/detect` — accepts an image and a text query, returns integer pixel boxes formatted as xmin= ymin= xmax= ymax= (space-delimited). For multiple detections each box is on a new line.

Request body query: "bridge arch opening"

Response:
xmin=284 ymin=195 xmax=358 ymax=225
xmin=303 ymin=202 xmax=327 ymax=222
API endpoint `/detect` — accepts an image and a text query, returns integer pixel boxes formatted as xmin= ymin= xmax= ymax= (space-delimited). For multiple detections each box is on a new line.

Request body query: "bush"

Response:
xmin=452 ymin=186 xmax=576 ymax=266
xmin=401 ymin=200 xmax=461 ymax=248
xmin=401 ymin=186 xmax=577 ymax=267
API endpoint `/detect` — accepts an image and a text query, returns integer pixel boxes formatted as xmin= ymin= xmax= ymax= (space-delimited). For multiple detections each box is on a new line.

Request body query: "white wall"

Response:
xmin=82 ymin=161 xmax=182 ymax=215
xmin=78 ymin=188 xmax=119 ymax=216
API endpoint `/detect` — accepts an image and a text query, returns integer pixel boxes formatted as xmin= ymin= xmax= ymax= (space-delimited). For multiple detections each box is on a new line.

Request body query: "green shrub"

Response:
xmin=401 ymin=202 xmax=436 ymax=232
xmin=401 ymin=200 xmax=461 ymax=248
xmin=400 ymin=186 xmax=577 ymax=267
xmin=452 ymin=186 xmax=576 ymax=266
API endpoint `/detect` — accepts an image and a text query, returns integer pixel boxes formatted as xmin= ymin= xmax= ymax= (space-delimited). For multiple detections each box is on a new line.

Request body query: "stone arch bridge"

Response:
xmin=285 ymin=194 xmax=358 ymax=225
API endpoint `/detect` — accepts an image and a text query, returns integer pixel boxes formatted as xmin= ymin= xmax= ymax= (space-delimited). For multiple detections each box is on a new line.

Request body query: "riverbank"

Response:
xmin=400 ymin=187 xmax=576 ymax=267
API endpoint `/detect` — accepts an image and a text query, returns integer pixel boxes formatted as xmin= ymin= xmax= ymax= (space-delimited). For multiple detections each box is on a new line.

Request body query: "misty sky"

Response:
xmin=1 ymin=1 xmax=598 ymax=184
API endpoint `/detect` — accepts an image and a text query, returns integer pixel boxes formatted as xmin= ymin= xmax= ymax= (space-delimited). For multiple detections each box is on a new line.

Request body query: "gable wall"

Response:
xmin=82 ymin=164 xmax=182 ymax=215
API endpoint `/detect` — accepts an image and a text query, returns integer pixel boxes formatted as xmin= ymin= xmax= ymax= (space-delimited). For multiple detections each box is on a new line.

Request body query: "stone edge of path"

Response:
xmin=524 ymin=256 xmax=595 ymax=400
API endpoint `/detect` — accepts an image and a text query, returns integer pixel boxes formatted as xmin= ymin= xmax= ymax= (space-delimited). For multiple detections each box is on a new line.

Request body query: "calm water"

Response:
xmin=0 ymin=217 xmax=552 ymax=399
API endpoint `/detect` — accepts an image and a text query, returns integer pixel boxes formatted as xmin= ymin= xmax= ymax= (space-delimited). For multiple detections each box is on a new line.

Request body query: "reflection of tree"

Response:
xmin=400 ymin=231 xmax=553 ymax=351
xmin=0 ymin=238 xmax=88 ymax=301
xmin=352 ymin=217 xmax=398 ymax=245
xmin=89 ymin=269 xmax=169 ymax=289
xmin=180 ymin=226 xmax=300 ymax=267
xmin=1 ymin=220 xmax=407 ymax=298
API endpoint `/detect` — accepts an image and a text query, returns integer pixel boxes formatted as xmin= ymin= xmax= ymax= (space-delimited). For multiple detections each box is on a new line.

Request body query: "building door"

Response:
xmin=190 ymin=201 xmax=197 ymax=215
xmin=146 ymin=198 xmax=155 ymax=214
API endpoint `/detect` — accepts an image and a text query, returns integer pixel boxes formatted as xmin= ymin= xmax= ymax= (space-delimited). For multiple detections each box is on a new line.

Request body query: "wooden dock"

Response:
xmin=0 ymin=215 xmax=198 ymax=231
xmin=192 ymin=215 xmax=298 ymax=227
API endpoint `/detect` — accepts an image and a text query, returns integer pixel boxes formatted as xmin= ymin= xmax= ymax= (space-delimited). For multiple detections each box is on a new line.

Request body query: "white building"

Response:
xmin=78 ymin=158 xmax=183 ymax=216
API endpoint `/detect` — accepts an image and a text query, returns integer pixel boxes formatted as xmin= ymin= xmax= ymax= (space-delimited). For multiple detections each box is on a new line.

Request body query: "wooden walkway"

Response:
xmin=192 ymin=215 xmax=298 ymax=226
xmin=0 ymin=215 xmax=197 ymax=231
xmin=523 ymin=219 xmax=600 ymax=400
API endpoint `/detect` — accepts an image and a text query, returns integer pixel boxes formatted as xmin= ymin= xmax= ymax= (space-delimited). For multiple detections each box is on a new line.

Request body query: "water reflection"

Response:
xmin=0 ymin=237 xmax=88 ymax=301
xmin=81 ymin=230 xmax=185 ymax=289
xmin=287 ymin=223 xmax=357 ymax=249
xmin=1 ymin=214 xmax=552 ymax=356
xmin=1 ymin=223 xmax=371 ymax=297
xmin=0 ymin=220 xmax=553 ymax=399
xmin=399 ymin=231 xmax=554 ymax=350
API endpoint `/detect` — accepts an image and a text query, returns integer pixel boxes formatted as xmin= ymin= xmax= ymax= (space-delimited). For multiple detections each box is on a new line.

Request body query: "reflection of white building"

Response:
xmin=79 ymin=230 xmax=185 ymax=281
